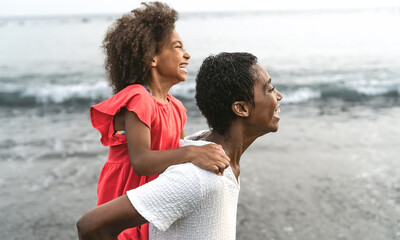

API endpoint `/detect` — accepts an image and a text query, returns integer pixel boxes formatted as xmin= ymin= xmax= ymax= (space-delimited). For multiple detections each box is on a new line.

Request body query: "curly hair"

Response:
xmin=195 ymin=52 xmax=258 ymax=135
xmin=102 ymin=2 xmax=178 ymax=93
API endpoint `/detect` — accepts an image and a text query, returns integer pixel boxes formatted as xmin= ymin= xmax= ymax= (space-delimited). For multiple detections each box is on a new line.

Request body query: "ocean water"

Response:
xmin=1 ymin=8 xmax=400 ymax=240
xmin=1 ymin=9 xmax=400 ymax=109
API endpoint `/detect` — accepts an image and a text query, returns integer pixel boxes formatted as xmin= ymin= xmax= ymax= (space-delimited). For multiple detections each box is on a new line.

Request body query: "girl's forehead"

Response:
xmin=170 ymin=30 xmax=182 ymax=42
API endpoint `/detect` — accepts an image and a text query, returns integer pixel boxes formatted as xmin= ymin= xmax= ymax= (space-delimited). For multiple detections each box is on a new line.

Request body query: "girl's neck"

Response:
xmin=144 ymin=79 xmax=173 ymax=104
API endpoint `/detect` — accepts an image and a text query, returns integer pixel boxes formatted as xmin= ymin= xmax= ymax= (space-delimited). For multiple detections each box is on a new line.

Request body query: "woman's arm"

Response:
xmin=77 ymin=195 xmax=147 ymax=240
xmin=125 ymin=111 xmax=230 ymax=176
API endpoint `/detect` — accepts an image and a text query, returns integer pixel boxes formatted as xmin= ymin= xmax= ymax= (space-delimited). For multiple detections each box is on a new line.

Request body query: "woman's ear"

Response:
xmin=232 ymin=101 xmax=250 ymax=117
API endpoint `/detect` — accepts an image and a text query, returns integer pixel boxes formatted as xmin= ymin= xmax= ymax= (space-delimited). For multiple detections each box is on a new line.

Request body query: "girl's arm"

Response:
xmin=125 ymin=111 xmax=230 ymax=176
xmin=180 ymin=129 xmax=185 ymax=139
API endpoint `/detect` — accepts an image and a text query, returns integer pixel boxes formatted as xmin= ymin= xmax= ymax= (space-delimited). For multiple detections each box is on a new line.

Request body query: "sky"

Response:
xmin=1 ymin=0 xmax=400 ymax=17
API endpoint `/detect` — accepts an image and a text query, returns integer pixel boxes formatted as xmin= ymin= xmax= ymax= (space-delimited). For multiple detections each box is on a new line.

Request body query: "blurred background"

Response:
xmin=1 ymin=0 xmax=400 ymax=239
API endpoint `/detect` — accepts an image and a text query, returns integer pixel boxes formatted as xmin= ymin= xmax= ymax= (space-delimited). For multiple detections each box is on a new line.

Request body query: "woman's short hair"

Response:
xmin=103 ymin=2 xmax=177 ymax=93
xmin=195 ymin=52 xmax=258 ymax=135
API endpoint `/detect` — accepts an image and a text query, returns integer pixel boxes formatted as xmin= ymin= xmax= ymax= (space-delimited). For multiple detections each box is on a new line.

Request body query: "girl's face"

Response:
xmin=152 ymin=30 xmax=191 ymax=84
xmin=247 ymin=63 xmax=283 ymax=134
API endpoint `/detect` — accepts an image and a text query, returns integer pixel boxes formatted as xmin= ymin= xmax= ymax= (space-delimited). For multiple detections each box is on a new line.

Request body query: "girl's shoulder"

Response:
xmin=167 ymin=94 xmax=186 ymax=112
xmin=93 ymin=84 xmax=153 ymax=111
xmin=116 ymin=84 xmax=151 ymax=100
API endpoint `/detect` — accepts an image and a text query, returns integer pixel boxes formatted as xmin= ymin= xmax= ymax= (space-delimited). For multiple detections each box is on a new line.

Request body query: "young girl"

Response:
xmin=90 ymin=2 xmax=230 ymax=240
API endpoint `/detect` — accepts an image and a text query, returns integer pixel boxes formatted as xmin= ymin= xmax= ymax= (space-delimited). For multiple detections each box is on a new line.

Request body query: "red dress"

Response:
xmin=90 ymin=84 xmax=187 ymax=240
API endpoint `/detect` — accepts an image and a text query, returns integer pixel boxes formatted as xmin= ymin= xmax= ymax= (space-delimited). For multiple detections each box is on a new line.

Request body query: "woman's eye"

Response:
xmin=268 ymin=86 xmax=275 ymax=92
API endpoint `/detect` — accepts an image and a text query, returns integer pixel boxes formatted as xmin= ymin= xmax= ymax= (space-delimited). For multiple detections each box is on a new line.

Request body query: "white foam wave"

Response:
xmin=281 ymin=88 xmax=321 ymax=104
xmin=169 ymin=83 xmax=196 ymax=99
xmin=357 ymin=86 xmax=391 ymax=96
xmin=171 ymin=85 xmax=324 ymax=104
xmin=21 ymin=82 xmax=111 ymax=103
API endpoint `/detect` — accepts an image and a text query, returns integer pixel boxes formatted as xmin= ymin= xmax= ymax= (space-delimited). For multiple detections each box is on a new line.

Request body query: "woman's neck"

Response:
xmin=204 ymin=123 xmax=258 ymax=180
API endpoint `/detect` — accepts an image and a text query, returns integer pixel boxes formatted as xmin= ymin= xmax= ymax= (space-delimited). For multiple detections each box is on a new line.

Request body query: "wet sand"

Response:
xmin=236 ymin=105 xmax=400 ymax=240
xmin=1 ymin=105 xmax=400 ymax=239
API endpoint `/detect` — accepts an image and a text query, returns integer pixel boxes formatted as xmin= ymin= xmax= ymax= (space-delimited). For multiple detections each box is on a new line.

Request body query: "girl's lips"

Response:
xmin=179 ymin=63 xmax=188 ymax=73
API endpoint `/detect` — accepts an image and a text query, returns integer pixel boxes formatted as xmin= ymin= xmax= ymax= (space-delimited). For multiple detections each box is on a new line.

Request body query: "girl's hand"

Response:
xmin=186 ymin=144 xmax=230 ymax=175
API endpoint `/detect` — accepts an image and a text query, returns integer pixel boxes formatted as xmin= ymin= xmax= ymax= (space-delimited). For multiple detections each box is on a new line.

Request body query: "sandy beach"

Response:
xmin=236 ymin=105 xmax=400 ymax=240
xmin=1 ymin=104 xmax=399 ymax=240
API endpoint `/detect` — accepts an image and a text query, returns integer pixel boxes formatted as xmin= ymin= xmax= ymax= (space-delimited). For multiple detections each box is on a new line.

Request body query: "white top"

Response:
xmin=126 ymin=136 xmax=240 ymax=240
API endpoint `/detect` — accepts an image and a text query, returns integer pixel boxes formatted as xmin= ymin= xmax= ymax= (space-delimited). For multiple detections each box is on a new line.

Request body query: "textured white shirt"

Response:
xmin=126 ymin=137 xmax=240 ymax=240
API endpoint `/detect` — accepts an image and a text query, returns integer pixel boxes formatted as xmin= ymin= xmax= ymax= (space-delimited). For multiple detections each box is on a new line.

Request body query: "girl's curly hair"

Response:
xmin=102 ymin=2 xmax=178 ymax=93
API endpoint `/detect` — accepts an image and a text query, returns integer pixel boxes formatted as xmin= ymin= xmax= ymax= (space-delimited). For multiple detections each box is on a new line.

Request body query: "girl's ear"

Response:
xmin=232 ymin=101 xmax=250 ymax=117
xmin=151 ymin=58 xmax=157 ymax=67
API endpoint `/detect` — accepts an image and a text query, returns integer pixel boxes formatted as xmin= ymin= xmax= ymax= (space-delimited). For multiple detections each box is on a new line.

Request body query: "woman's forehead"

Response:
xmin=253 ymin=63 xmax=271 ymax=84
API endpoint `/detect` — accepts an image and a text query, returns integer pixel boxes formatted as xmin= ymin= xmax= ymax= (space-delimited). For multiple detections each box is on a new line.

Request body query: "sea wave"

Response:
xmin=281 ymin=88 xmax=321 ymax=104
xmin=0 ymin=82 xmax=112 ymax=106
xmin=1 ymin=81 xmax=399 ymax=107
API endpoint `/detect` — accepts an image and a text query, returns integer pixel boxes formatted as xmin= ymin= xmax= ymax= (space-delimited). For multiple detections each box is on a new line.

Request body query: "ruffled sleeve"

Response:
xmin=90 ymin=85 xmax=154 ymax=146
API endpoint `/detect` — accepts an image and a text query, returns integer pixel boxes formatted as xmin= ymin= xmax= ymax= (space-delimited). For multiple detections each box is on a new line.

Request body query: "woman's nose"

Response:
xmin=276 ymin=89 xmax=283 ymax=101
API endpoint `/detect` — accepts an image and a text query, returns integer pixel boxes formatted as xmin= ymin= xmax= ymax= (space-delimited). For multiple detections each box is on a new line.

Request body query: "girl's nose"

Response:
xmin=184 ymin=50 xmax=191 ymax=60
